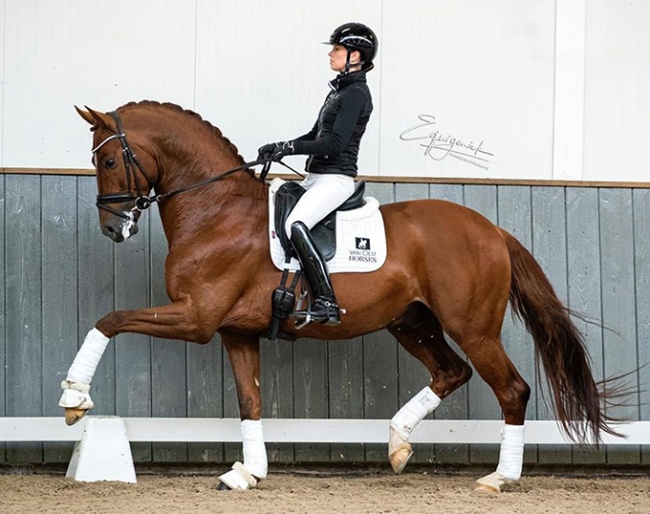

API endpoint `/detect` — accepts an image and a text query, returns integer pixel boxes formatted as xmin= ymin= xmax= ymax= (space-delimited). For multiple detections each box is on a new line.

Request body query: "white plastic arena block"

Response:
xmin=66 ymin=416 xmax=136 ymax=483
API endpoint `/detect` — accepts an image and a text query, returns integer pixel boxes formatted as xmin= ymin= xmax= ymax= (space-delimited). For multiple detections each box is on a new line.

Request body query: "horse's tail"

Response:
xmin=499 ymin=228 xmax=624 ymax=445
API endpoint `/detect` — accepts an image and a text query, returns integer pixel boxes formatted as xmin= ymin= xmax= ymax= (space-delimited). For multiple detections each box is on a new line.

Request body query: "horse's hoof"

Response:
xmin=216 ymin=481 xmax=232 ymax=491
xmin=64 ymin=407 xmax=87 ymax=426
xmin=388 ymin=444 xmax=413 ymax=474
xmin=475 ymin=471 xmax=517 ymax=493
xmin=474 ymin=482 xmax=500 ymax=493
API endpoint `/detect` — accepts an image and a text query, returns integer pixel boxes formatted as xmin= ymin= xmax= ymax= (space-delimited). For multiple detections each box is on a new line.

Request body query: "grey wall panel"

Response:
xmin=41 ymin=176 xmax=78 ymax=462
xmin=633 ymin=189 xmax=650 ymax=465
xmin=293 ymin=338 xmax=329 ymax=462
xmin=2 ymin=176 xmax=649 ymax=467
xmin=0 ymin=176 xmax=5 ymax=462
xmin=599 ymin=188 xmax=639 ymax=464
xmin=5 ymin=175 xmax=42 ymax=463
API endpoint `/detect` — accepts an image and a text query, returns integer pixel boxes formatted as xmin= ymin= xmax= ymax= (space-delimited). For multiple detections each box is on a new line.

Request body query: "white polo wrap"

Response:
xmin=66 ymin=327 xmax=110 ymax=384
xmin=241 ymin=419 xmax=268 ymax=479
xmin=390 ymin=386 xmax=442 ymax=439
xmin=496 ymin=423 xmax=525 ymax=480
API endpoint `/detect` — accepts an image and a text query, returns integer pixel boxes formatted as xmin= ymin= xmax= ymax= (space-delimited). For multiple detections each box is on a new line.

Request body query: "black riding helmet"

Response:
xmin=326 ymin=22 xmax=378 ymax=73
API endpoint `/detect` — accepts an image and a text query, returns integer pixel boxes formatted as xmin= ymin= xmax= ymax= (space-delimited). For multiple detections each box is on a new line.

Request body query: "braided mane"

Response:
xmin=119 ymin=100 xmax=248 ymax=168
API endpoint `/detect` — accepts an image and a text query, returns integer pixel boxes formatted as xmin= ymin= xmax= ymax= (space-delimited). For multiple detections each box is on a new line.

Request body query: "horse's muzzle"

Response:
xmin=102 ymin=219 xmax=139 ymax=242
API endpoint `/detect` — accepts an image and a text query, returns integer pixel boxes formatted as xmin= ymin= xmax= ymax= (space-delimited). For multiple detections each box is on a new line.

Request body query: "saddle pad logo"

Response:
xmin=350 ymin=237 xmax=377 ymax=263
xmin=355 ymin=237 xmax=371 ymax=250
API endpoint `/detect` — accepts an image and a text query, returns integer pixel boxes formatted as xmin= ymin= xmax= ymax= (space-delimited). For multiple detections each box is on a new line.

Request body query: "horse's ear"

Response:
xmin=75 ymin=105 xmax=116 ymax=132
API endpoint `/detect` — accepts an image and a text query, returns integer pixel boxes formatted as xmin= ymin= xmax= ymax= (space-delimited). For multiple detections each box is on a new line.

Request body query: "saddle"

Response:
xmin=274 ymin=180 xmax=367 ymax=261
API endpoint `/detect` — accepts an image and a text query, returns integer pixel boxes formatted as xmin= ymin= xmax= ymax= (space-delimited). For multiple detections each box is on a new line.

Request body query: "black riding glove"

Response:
xmin=270 ymin=141 xmax=295 ymax=162
xmin=257 ymin=142 xmax=282 ymax=160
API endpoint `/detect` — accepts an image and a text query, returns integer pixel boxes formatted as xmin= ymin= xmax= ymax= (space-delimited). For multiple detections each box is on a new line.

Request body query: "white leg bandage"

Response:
xmin=66 ymin=327 xmax=110 ymax=384
xmin=241 ymin=419 xmax=268 ymax=479
xmin=390 ymin=386 xmax=442 ymax=439
xmin=58 ymin=328 xmax=110 ymax=409
xmin=496 ymin=424 xmax=525 ymax=480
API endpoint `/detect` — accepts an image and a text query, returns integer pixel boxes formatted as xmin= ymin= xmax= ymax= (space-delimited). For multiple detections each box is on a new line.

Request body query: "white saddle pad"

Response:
xmin=268 ymin=178 xmax=387 ymax=273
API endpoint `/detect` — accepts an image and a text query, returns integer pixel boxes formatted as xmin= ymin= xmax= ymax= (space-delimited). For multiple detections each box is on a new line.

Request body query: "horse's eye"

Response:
xmin=104 ymin=158 xmax=116 ymax=169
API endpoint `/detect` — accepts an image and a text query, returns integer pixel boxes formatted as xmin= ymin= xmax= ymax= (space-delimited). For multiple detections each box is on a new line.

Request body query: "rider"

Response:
xmin=258 ymin=22 xmax=378 ymax=326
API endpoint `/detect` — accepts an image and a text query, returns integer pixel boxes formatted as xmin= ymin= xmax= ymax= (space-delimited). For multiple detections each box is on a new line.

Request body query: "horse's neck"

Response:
xmin=156 ymin=167 xmax=268 ymax=247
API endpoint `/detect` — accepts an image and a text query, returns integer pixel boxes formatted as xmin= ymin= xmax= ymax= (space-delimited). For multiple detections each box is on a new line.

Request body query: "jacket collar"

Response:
xmin=329 ymin=70 xmax=367 ymax=91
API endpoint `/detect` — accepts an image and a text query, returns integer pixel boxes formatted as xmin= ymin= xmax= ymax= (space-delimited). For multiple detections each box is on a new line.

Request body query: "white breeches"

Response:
xmin=284 ymin=173 xmax=355 ymax=236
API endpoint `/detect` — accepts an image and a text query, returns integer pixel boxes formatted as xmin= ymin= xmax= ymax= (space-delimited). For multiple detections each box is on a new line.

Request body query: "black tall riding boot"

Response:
xmin=290 ymin=221 xmax=341 ymax=326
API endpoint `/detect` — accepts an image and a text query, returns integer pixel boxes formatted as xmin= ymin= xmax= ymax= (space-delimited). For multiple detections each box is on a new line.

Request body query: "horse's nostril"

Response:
xmin=102 ymin=225 xmax=124 ymax=242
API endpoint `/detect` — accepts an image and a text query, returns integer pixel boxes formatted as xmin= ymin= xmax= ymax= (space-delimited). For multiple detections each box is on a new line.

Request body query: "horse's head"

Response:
xmin=76 ymin=106 xmax=157 ymax=242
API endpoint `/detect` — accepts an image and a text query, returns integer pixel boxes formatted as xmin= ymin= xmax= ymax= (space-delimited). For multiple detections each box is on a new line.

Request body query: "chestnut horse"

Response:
xmin=61 ymin=101 xmax=618 ymax=492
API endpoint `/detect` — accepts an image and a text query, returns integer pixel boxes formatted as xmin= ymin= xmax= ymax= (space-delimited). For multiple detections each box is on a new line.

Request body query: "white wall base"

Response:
xmin=65 ymin=416 xmax=136 ymax=483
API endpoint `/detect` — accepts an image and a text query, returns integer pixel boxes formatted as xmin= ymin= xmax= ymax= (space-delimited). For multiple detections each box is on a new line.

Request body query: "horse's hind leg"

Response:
xmin=387 ymin=305 xmax=473 ymax=474
xmin=450 ymin=328 xmax=530 ymax=492
xmin=217 ymin=332 xmax=267 ymax=491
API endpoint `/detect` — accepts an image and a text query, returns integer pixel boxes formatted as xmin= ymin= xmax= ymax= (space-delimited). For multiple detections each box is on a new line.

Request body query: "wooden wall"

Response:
xmin=1 ymin=174 xmax=648 ymax=466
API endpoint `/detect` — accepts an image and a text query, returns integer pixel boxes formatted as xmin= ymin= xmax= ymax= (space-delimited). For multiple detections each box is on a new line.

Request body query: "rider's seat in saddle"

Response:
xmin=274 ymin=180 xmax=367 ymax=261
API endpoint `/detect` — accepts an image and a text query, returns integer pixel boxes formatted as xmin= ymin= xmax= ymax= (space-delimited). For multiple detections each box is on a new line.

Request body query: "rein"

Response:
xmin=93 ymin=111 xmax=301 ymax=218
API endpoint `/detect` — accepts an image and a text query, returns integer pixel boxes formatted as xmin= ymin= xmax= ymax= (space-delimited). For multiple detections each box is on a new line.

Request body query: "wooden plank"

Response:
xmin=113 ymin=209 xmax=152 ymax=463
xmin=293 ymin=338 xmax=329 ymax=462
xmin=148 ymin=208 xmax=188 ymax=463
xmin=531 ymin=186 xmax=571 ymax=464
xmin=633 ymin=189 xmax=650 ymax=464
xmin=41 ymin=176 xmax=78 ymax=463
xmin=328 ymin=337 xmax=365 ymax=462
xmin=5 ymin=175 xmax=42 ymax=463
xmin=222 ymin=338 xmax=242 ymax=464
xmin=429 ymin=184 xmax=469 ymax=464
xmin=3 ymin=417 xmax=650 ymax=445
xmin=260 ymin=340 xmax=295 ymax=462
xmin=362 ymin=330 xmax=398 ymax=462
xmin=599 ymin=188 xmax=640 ymax=464
xmin=463 ymin=185 xmax=500 ymax=465
xmin=186 ymin=334 xmax=225 ymax=463
xmin=496 ymin=186 xmax=537 ymax=466
xmin=0 ymin=176 xmax=5 ymax=463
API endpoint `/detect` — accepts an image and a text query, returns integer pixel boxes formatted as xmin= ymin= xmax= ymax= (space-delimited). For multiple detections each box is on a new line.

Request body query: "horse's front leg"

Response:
xmin=217 ymin=333 xmax=267 ymax=491
xmin=59 ymin=299 xmax=215 ymax=425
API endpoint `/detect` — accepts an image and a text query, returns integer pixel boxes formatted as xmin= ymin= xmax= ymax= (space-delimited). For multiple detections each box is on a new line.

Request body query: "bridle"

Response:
xmin=92 ymin=111 xmax=153 ymax=220
xmin=91 ymin=110 xmax=294 ymax=220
